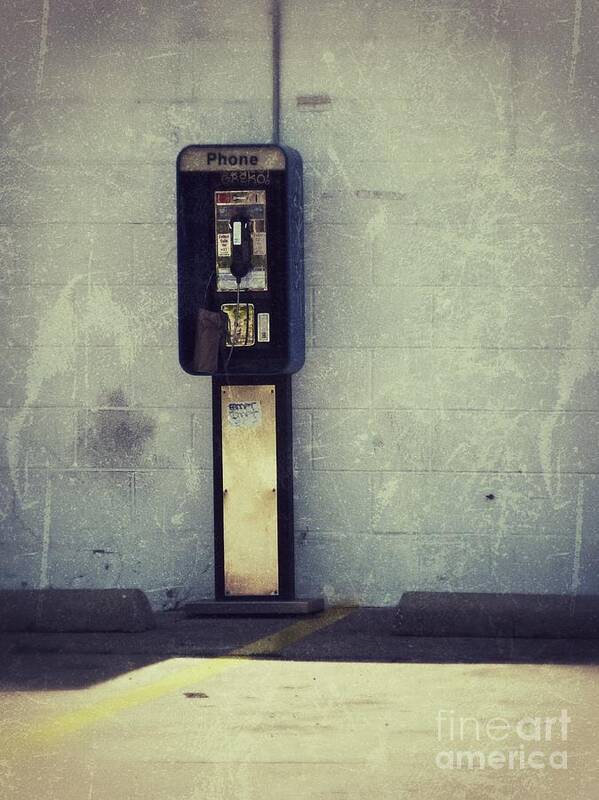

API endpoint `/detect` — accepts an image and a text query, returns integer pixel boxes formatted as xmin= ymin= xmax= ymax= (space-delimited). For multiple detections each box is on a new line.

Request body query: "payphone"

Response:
xmin=176 ymin=145 xmax=322 ymax=614
xmin=176 ymin=144 xmax=305 ymax=377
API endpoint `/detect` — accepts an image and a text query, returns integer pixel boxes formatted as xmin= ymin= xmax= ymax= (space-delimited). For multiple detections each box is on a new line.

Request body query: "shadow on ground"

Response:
xmin=1 ymin=608 xmax=599 ymax=691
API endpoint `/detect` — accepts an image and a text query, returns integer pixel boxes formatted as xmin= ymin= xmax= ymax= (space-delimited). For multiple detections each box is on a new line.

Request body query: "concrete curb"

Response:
xmin=394 ymin=592 xmax=599 ymax=638
xmin=0 ymin=589 xmax=156 ymax=632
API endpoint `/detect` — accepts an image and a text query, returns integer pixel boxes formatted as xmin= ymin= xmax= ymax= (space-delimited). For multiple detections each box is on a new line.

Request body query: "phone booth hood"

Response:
xmin=176 ymin=144 xmax=305 ymax=377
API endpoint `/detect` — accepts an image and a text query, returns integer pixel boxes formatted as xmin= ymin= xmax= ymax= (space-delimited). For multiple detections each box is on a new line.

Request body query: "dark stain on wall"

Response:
xmin=80 ymin=389 xmax=156 ymax=466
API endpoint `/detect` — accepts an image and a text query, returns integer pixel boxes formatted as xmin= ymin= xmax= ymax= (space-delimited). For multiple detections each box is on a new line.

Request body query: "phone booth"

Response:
xmin=176 ymin=144 xmax=323 ymax=614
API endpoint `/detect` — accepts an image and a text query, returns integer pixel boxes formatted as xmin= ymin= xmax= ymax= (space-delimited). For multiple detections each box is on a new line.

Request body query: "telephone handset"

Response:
xmin=229 ymin=215 xmax=252 ymax=284
xmin=226 ymin=213 xmax=253 ymax=354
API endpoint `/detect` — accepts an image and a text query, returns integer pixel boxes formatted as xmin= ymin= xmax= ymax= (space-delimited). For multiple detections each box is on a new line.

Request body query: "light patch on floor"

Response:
xmin=2 ymin=658 xmax=598 ymax=799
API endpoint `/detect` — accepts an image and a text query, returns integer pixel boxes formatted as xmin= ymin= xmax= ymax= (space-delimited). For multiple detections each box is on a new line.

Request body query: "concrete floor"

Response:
xmin=2 ymin=608 xmax=599 ymax=799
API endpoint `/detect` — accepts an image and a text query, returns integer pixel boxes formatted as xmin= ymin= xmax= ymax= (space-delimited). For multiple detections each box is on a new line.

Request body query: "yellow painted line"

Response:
xmin=5 ymin=606 xmax=354 ymax=758
xmin=232 ymin=606 xmax=353 ymax=656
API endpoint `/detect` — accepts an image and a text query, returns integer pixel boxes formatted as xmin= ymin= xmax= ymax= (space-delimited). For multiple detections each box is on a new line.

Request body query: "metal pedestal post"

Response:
xmin=185 ymin=375 xmax=323 ymax=617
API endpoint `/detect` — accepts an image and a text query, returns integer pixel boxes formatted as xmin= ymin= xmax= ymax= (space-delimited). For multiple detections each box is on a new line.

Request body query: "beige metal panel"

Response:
xmin=221 ymin=384 xmax=279 ymax=596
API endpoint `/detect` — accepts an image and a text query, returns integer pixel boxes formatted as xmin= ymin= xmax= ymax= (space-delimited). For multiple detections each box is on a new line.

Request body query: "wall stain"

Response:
xmin=80 ymin=389 xmax=156 ymax=465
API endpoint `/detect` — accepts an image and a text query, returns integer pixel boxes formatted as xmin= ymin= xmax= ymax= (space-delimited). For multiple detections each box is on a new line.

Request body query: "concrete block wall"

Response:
xmin=0 ymin=0 xmax=271 ymax=609
xmin=1 ymin=0 xmax=598 ymax=608
xmin=286 ymin=0 xmax=599 ymax=603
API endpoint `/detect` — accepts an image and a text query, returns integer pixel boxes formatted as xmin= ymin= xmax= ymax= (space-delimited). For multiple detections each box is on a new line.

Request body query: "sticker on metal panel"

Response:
xmin=217 ymin=233 xmax=231 ymax=257
xmin=227 ymin=401 xmax=262 ymax=428
xmin=252 ymin=232 xmax=267 ymax=256
xmin=257 ymin=312 xmax=270 ymax=343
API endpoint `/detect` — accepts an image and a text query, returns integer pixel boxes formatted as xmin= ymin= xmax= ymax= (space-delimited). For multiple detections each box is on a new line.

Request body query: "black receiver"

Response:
xmin=229 ymin=215 xmax=252 ymax=284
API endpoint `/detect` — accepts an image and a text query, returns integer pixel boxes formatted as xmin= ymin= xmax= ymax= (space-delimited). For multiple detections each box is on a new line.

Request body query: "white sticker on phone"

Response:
xmin=217 ymin=233 xmax=231 ymax=256
xmin=252 ymin=232 xmax=267 ymax=256
xmin=257 ymin=312 xmax=270 ymax=342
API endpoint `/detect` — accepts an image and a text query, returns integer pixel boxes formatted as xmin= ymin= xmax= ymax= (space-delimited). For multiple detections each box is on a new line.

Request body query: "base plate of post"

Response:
xmin=184 ymin=598 xmax=325 ymax=617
